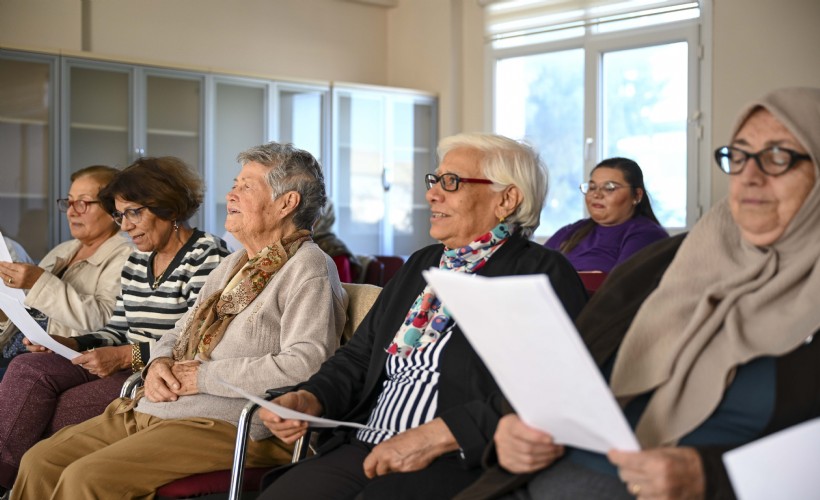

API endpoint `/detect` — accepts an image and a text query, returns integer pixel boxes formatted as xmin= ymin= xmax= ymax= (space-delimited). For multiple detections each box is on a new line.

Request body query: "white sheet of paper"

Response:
xmin=0 ymin=231 xmax=27 ymax=304
xmin=423 ymin=268 xmax=640 ymax=454
xmin=0 ymin=293 xmax=80 ymax=360
xmin=723 ymin=417 xmax=820 ymax=500
xmin=216 ymin=379 xmax=378 ymax=431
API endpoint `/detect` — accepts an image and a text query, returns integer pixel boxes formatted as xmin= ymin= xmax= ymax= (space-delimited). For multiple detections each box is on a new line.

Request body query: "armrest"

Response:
xmin=228 ymin=392 xmax=275 ymax=500
xmin=119 ymin=371 xmax=144 ymax=399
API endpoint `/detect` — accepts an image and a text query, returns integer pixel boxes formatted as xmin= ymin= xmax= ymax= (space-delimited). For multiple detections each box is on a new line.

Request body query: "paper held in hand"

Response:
xmin=422 ymin=268 xmax=640 ymax=454
xmin=0 ymin=230 xmax=27 ymax=305
xmin=215 ymin=378 xmax=379 ymax=431
xmin=723 ymin=417 xmax=820 ymax=500
xmin=0 ymin=293 xmax=81 ymax=360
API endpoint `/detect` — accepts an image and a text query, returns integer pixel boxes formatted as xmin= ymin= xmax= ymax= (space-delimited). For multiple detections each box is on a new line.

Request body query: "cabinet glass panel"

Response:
xmin=69 ymin=66 xmax=130 ymax=171
xmin=146 ymin=74 xmax=201 ymax=170
xmin=390 ymin=100 xmax=436 ymax=256
xmin=212 ymin=81 xmax=266 ymax=239
xmin=0 ymin=56 xmax=52 ymax=260
xmin=278 ymin=89 xmax=325 ymax=166
xmin=334 ymin=92 xmax=385 ymax=256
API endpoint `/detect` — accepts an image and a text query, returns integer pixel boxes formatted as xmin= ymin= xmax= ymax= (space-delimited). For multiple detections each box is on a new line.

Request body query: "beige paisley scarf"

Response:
xmin=171 ymin=229 xmax=311 ymax=361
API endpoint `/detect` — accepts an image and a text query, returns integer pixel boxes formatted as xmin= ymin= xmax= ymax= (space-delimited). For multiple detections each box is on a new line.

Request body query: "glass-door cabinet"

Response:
xmin=60 ymin=58 xmax=204 ymax=240
xmin=332 ymin=85 xmax=437 ymax=257
xmin=0 ymin=50 xmax=59 ymax=261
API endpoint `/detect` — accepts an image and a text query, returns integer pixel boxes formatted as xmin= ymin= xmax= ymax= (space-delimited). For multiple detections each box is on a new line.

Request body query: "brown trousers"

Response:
xmin=12 ymin=397 xmax=291 ymax=500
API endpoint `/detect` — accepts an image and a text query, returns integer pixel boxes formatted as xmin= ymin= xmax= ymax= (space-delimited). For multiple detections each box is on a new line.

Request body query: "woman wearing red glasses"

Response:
xmin=545 ymin=158 xmax=668 ymax=274
xmin=0 ymin=165 xmax=132 ymax=365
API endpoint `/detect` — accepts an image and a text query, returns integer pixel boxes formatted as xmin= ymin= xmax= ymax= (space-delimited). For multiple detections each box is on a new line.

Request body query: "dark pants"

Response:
xmin=498 ymin=459 xmax=633 ymax=500
xmin=258 ymin=437 xmax=483 ymax=500
xmin=0 ymin=353 xmax=129 ymax=488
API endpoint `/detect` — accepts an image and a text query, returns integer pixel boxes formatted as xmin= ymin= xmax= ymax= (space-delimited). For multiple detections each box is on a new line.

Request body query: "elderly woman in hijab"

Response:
xmin=11 ymin=142 xmax=347 ymax=499
xmin=457 ymin=87 xmax=820 ymax=500
xmin=257 ymin=133 xmax=587 ymax=500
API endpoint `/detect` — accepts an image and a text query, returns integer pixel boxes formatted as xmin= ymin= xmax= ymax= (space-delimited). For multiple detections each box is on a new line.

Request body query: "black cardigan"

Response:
xmin=456 ymin=233 xmax=820 ymax=499
xmin=298 ymin=233 xmax=588 ymax=468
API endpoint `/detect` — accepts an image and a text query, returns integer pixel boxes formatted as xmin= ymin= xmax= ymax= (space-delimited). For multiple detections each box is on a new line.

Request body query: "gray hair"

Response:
xmin=236 ymin=142 xmax=327 ymax=231
xmin=436 ymin=133 xmax=548 ymax=237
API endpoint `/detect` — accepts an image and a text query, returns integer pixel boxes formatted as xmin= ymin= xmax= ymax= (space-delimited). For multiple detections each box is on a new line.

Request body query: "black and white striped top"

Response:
xmin=74 ymin=230 xmax=230 ymax=357
xmin=357 ymin=329 xmax=454 ymax=445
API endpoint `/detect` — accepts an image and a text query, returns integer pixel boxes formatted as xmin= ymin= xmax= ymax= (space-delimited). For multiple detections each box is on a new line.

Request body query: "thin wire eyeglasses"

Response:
xmin=714 ymin=146 xmax=811 ymax=176
xmin=111 ymin=206 xmax=152 ymax=227
xmin=579 ymin=181 xmax=629 ymax=196
xmin=56 ymin=199 xmax=101 ymax=214
xmin=424 ymin=173 xmax=494 ymax=192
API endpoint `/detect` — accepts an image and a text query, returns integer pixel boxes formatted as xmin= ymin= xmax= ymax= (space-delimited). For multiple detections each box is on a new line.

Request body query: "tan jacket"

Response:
xmin=0 ymin=233 xmax=133 ymax=341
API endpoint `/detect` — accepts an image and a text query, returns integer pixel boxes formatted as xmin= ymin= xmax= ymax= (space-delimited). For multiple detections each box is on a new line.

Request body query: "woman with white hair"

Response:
xmin=258 ymin=133 xmax=588 ymax=499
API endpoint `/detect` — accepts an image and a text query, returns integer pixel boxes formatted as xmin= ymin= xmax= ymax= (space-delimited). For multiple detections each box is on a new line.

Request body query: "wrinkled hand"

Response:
xmin=71 ymin=345 xmax=130 ymax=377
xmin=259 ymin=390 xmax=323 ymax=443
xmin=23 ymin=334 xmax=78 ymax=354
xmin=363 ymin=418 xmax=459 ymax=479
xmin=0 ymin=262 xmax=45 ymax=290
xmin=608 ymin=447 xmax=705 ymax=499
xmin=144 ymin=358 xmax=181 ymax=402
xmin=170 ymin=360 xmax=200 ymax=396
xmin=495 ymin=414 xmax=565 ymax=473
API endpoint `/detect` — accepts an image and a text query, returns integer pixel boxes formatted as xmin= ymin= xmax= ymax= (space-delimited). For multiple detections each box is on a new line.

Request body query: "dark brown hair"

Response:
xmin=99 ymin=157 xmax=203 ymax=222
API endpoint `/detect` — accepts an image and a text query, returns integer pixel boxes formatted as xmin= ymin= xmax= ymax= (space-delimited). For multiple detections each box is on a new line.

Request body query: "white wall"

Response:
xmin=710 ymin=0 xmax=820 ymax=204
xmin=0 ymin=0 xmax=389 ymax=84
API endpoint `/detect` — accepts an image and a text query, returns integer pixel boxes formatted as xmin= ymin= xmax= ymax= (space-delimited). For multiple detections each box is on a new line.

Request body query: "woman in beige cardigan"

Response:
xmin=11 ymin=142 xmax=348 ymax=500
xmin=0 ymin=165 xmax=132 ymax=362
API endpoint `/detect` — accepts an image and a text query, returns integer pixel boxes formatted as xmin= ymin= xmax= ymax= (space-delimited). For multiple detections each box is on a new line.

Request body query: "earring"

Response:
xmin=498 ymin=216 xmax=506 ymax=223
xmin=173 ymin=220 xmax=179 ymax=231
xmin=632 ymin=200 xmax=638 ymax=206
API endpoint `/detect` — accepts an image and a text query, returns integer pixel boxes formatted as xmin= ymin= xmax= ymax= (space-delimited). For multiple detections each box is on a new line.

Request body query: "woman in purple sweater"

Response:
xmin=545 ymin=158 xmax=668 ymax=273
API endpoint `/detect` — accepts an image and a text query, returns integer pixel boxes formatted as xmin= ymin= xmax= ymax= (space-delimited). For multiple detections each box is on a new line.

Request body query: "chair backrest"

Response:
xmin=578 ymin=271 xmax=608 ymax=296
xmin=340 ymin=283 xmax=382 ymax=344
xmin=331 ymin=254 xmax=353 ymax=283
xmin=374 ymin=255 xmax=404 ymax=286
xmin=362 ymin=258 xmax=384 ymax=286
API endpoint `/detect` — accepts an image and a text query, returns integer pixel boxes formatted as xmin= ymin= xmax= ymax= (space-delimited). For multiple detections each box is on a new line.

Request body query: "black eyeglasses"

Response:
xmin=424 ymin=173 xmax=494 ymax=192
xmin=111 ymin=206 xmax=152 ymax=226
xmin=579 ymin=181 xmax=629 ymax=196
xmin=714 ymin=146 xmax=811 ymax=177
xmin=56 ymin=199 xmax=101 ymax=214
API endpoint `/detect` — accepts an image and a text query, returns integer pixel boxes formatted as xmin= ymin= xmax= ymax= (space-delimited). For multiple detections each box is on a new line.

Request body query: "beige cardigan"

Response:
xmin=137 ymin=242 xmax=348 ymax=440
xmin=0 ymin=233 xmax=133 ymax=341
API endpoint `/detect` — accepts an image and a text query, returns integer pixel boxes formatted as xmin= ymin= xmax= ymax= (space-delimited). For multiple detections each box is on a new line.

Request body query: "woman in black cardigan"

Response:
xmin=257 ymin=133 xmax=588 ymax=500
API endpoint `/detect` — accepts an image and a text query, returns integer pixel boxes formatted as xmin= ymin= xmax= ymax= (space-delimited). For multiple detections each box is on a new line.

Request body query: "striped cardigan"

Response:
xmin=74 ymin=230 xmax=230 ymax=364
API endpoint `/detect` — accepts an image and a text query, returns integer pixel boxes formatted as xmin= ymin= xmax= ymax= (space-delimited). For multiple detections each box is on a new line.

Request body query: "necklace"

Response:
xmin=152 ymin=271 xmax=164 ymax=290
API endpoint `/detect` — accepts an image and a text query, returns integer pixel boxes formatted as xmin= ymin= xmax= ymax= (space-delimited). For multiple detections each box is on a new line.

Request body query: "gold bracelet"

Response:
xmin=131 ymin=343 xmax=145 ymax=373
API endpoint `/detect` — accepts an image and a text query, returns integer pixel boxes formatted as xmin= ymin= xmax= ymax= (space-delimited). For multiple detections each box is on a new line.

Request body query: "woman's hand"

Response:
xmin=259 ymin=390 xmax=323 ymax=444
xmin=170 ymin=360 xmax=200 ymax=396
xmin=0 ymin=262 xmax=45 ymax=289
xmin=495 ymin=414 xmax=565 ymax=473
xmin=144 ymin=357 xmax=182 ymax=402
xmin=362 ymin=417 xmax=459 ymax=479
xmin=70 ymin=345 xmax=131 ymax=377
xmin=23 ymin=335 xmax=78 ymax=353
xmin=608 ymin=447 xmax=705 ymax=499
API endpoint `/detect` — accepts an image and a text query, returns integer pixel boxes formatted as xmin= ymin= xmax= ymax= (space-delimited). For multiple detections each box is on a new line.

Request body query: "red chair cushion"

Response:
xmin=156 ymin=467 xmax=272 ymax=498
xmin=332 ymin=254 xmax=353 ymax=283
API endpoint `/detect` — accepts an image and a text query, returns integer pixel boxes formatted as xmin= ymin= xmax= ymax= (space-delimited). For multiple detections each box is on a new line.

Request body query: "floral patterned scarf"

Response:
xmin=172 ymin=229 xmax=311 ymax=361
xmin=386 ymin=223 xmax=512 ymax=358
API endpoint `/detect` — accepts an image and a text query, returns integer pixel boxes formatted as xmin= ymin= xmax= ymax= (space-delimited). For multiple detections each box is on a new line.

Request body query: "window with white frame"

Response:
xmin=487 ymin=0 xmax=704 ymax=239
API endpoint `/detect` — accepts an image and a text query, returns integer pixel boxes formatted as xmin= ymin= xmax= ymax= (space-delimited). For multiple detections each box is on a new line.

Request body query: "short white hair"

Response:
xmin=437 ymin=133 xmax=548 ymax=237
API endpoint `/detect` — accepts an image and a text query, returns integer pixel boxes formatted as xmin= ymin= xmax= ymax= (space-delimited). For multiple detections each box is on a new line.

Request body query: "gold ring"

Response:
xmin=6 ymin=277 xmax=12 ymax=285
xmin=630 ymin=483 xmax=641 ymax=496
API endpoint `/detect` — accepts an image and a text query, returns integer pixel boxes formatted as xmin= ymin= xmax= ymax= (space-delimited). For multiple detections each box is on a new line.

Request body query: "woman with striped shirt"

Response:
xmin=0 ymin=157 xmax=229 ymax=489
xmin=258 ymin=133 xmax=588 ymax=500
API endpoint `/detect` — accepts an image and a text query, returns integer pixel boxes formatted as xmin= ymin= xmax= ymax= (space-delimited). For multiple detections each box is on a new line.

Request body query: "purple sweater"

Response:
xmin=545 ymin=216 xmax=668 ymax=273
